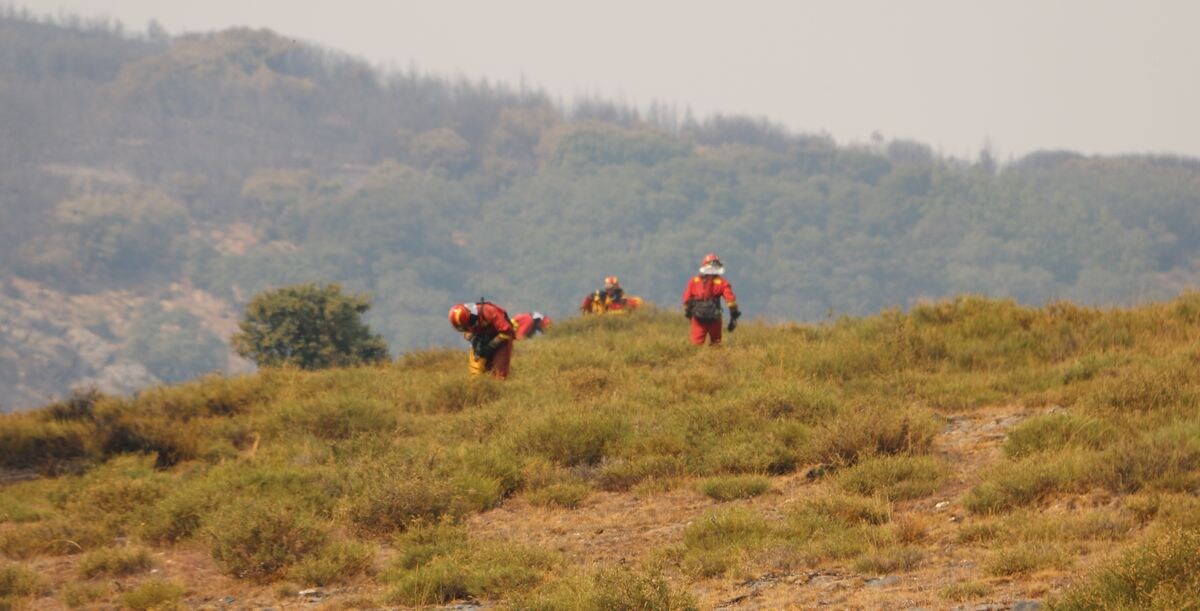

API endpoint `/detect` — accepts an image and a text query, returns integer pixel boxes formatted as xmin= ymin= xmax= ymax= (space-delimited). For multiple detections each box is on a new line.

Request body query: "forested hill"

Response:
xmin=3 ymin=12 xmax=1200 ymax=410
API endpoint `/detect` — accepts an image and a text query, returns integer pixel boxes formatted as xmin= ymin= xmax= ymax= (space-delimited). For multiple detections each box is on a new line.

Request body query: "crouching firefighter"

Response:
xmin=448 ymin=300 xmax=516 ymax=379
xmin=682 ymin=252 xmax=741 ymax=346
xmin=512 ymin=311 xmax=552 ymax=340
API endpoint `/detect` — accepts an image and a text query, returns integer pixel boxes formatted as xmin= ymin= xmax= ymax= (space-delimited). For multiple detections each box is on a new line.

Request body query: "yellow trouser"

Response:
xmin=468 ymin=350 xmax=488 ymax=375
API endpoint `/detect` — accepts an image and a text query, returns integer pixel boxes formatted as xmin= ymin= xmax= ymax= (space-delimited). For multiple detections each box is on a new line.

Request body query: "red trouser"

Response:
xmin=468 ymin=340 xmax=512 ymax=379
xmin=689 ymin=318 xmax=723 ymax=345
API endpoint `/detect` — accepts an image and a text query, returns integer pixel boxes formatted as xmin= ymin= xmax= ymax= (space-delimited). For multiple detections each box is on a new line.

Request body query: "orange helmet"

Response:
xmin=604 ymin=276 xmax=620 ymax=288
xmin=448 ymin=303 xmax=476 ymax=331
xmin=536 ymin=313 xmax=552 ymax=330
xmin=702 ymin=252 xmax=721 ymax=266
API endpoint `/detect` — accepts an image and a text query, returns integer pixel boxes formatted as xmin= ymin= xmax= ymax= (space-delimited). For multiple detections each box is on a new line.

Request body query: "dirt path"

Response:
xmin=467 ymin=404 xmax=1060 ymax=610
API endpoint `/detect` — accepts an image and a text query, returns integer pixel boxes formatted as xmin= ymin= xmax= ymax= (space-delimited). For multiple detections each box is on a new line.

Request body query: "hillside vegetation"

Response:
xmin=4 ymin=12 xmax=1200 ymax=408
xmin=2 ymin=296 xmax=1199 ymax=608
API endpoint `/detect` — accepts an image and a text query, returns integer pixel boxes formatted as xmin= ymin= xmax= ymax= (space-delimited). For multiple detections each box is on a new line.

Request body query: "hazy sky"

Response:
xmin=19 ymin=0 xmax=1200 ymax=160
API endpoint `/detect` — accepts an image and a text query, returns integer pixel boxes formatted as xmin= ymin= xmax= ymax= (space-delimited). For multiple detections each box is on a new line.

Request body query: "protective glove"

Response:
xmin=476 ymin=336 xmax=506 ymax=359
xmin=684 ymin=299 xmax=694 ymax=320
xmin=470 ymin=334 xmax=487 ymax=357
xmin=727 ymin=306 xmax=741 ymax=332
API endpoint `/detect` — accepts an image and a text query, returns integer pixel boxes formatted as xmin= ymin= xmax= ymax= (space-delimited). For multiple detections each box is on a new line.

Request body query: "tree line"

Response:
xmin=2 ymin=14 xmax=1199 ymax=400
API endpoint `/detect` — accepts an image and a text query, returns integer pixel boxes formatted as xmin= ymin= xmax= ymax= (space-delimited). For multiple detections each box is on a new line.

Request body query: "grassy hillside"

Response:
xmin=2 ymin=296 xmax=1200 ymax=608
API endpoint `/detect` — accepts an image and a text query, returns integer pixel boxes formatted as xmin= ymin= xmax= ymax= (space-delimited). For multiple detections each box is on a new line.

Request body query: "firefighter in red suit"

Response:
xmin=448 ymin=301 xmax=515 ymax=379
xmin=512 ymin=311 xmax=551 ymax=340
xmin=681 ymin=253 xmax=741 ymax=346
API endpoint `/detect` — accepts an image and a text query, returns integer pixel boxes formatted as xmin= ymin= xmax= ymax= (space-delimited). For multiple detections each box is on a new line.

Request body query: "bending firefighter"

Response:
xmin=512 ymin=311 xmax=552 ymax=340
xmin=682 ymin=252 xmax=740 ymax=345
xmin=448 ymin=300 xmax=516 ymax=379
xmin=580 ymin=276 xmax=643 ymax=315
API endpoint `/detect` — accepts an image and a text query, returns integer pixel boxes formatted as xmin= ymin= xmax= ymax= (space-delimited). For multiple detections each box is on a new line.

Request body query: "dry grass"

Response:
xmin=1 ymin=296 xmax=1199 ymax=607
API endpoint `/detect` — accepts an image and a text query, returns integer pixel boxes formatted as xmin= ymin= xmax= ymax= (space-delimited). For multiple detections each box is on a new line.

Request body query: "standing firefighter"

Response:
xmin=512 ymin=311 xmax=552 ymax=340
xmin=682 ymin=252 xmax=741 ymax=346
xmin=448 ymin=300 xmax=516 ymax=379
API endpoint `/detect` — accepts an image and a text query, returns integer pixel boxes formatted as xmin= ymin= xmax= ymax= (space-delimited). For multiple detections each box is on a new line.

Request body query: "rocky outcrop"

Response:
xmin=0 ymin=278 xmax=245 ymax=412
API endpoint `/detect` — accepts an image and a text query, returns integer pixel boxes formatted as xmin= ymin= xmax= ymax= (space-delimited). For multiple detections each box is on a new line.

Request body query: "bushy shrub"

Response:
xmin=526 ymin=482 xmax=590 ymax=509
xmin=699 ymin=475 xmax=771 ymax=501
xmin=853 ymin=545 xmax=924 ymax=574
xmin=680 ymin=507 xmax=776 ymax=577
xmin=939 ymin=581 xmax=991 ymax=602
xmin=836 ymin=455 xmax=947 ymax=501
xmin=1087 ymin=422 xmax=1200 ymax=493
xmin=518 ymin=566 xmax=698 ymax=610
xmin=288 ymin=540 xmax=375 ymax=586
xmin=77 ymin=546 xmax=153 ymax=578
xmin=984 ymin=542 xmax=1069 ymax=576
xmin=119 ymin=579 xmax=186 ymax=610
xmin=0 ymin=412 xmax=91 ymax=471
xmin=962 ymin=451 xmax=1089 ymax=514
xmin=595 ymin=455 xmax=684 ymax=491
xmin=517 ymin=411 xmax=627 ymax=467
xmin=383 ymin=537 xmax=557 ymax=605
xmin=59 ymin=580 xmax=110 ymax=608
xmin=422 ymin=378 xmax=502 ymax=413
xmin=810 ymin=405 xmax=938 ymax=466
xmin=273 ymin=396 xmax=395 ymax=439
xmin=1003 ymin=412 xmax=1117 ymax=458
xmin=0 ymin=518 xmax=112 ymax=559
xmin=338 ymin=466 xmax=459 ymax=536
xmin=1053 ymin=528 xmax=1200 ymax=609
xmin=0 ymin=562 xmax=45 ymax=601
xmin=204 ymin=499 xmax=327 ymax=581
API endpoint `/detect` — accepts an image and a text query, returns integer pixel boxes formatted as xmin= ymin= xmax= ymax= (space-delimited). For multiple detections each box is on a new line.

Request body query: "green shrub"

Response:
xmin=1004 ymin=412 xmax=1117 ymax=458
xmin=700 ymin=430 xmax=800 ymax=475
xmin=77 ymin=547 xmax=153 ymax=578
xmin=90 ymin=399 xmax=198 ymax=467
xmin=963 ymin=451 xmax=1088 ymax=514
xmin=383 ymin=539 xmax=556 ymax=605
xmin=699 ymin=475 xmax=771 ymax=501
xmin=119 ymin=579 xmax=185 ymax=610
xmin=595 ymin=455 xmax=684 ymax=491
xmin=836 ymin=454 xmax=947 ymax=501
xmin=337 ymin=470 xmax=458 ymax=536
xmin=0 ymin=518 xmax=111 ymax=559
xmin=518 ymin=411 xmax=627 ymax=467
xmin=810 ymin=405 xmax=938 ymax=466
xmin=421 ymin=378 xmax=503 ymax=413
xmin=799 ymin=493 xmax=891 ymax=526
xmin=527 ymin=482 xmax=590 ymax=509
xmin=0 ymin=412 xmax=91 ymax=471
xmin=274 ymin=396 xmax=395 ymax=439
xmin=0 ymin=563 xmax=44 ymax=600
xmin=853 ymin=545 xmax=924 ymax=574
xmin=1053 ymin=528 xmax=1200 ymax=610
xmin=391 ymin=521 xmax=468 ymax=570
xmin=939 ymin=580 xmax=992 ymax=602
xmin=0 ymin=494 xmax=47 ymax=524
xmin=288 ymin=540 xmax=375 ymax=586
xmin=680 ymin=507 xmax=776 ymax=577
xmin=204 ymin=499 xmax=327 ymax=581
xmin=984 ymin=543 xmax=1069 ymax=576
xmin=519 ymin=566 xmax=698 ymax=610
xmin=64 ymin=455 xmax=171 ymax=532
xmin=1088 ymin=422 xmax=1200 ymax=493
xmin=59 ymin=580 xmax=110 ymax=608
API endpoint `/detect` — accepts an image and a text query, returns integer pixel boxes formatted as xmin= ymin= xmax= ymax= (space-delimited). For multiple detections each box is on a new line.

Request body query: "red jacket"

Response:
xmin=681 ymin=275 xmax=737 ymax=309
xmin=465 ymin=302 xmax=515 ymax=340
xmin=512 ymin=312 xmax=546 ymax=340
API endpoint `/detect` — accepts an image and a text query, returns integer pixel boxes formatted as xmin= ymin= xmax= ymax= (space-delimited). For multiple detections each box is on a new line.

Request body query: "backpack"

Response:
xmin=691 ymin=298 xmax=722 ymax=323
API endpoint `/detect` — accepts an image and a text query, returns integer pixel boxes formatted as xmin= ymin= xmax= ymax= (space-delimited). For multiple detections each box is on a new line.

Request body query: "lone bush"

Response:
xmin=231 ymin=283 xmax=389 ymax=370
